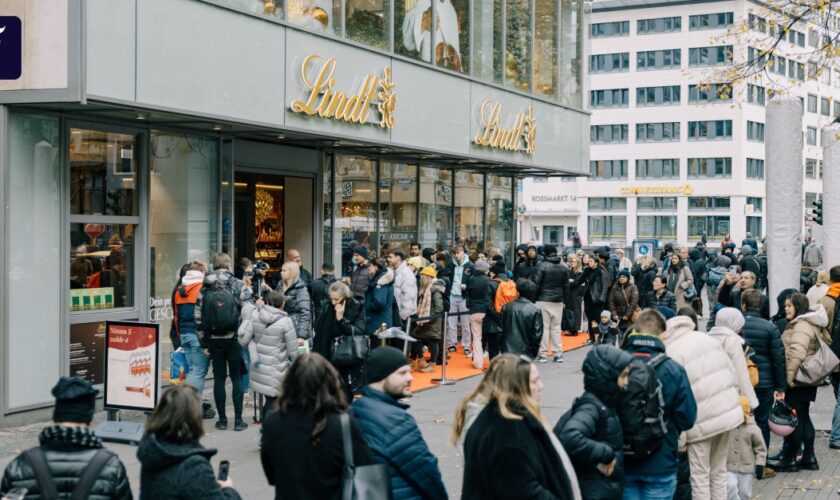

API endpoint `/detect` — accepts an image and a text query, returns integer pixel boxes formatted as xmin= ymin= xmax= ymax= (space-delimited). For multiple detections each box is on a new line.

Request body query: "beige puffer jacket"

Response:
xmin=782 ymin=304 xmax=830 ymax=388
xmin=662 ymin=316 xmax=743 ymax=444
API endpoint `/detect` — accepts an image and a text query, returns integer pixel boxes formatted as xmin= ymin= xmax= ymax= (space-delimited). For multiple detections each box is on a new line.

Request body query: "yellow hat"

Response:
xmin=407 ymin=257 xmax=425 ymax=270
xmin=420 ymin=266 xmax=437 ymax=278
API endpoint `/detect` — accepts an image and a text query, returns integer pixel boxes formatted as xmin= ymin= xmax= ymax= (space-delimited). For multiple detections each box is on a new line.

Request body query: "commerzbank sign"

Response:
xmin=620 ymin=184 xmax=693 ymax=196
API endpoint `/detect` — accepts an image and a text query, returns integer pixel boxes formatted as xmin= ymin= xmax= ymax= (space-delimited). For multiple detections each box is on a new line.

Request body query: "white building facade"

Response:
xmin=523 ymin=0 xmax=833 ymax=249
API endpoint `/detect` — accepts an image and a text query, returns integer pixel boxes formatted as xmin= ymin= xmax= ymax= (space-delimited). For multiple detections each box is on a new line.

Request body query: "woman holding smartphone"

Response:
xmin=313 ymin=281 xmax=367 ymax=400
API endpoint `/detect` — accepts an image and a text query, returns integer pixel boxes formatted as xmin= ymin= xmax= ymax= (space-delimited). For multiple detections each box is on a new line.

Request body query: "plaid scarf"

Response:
xmin=39 ymin=425 xmax=103 ymax=450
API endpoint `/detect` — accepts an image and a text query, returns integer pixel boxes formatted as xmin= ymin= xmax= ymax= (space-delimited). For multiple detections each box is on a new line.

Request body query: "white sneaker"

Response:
xmin=537 ymin=356 xmax=548 ymax=363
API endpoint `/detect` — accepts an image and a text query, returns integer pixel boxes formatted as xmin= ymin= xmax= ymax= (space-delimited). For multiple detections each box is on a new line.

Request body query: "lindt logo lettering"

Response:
xmin=0 ymin=17 xmax=22 ymax=79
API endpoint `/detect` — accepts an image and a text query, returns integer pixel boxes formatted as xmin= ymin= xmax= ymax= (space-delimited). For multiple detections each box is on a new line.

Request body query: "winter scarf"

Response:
xmin=417 ymin=284 xmax=433 ymax=326
xmin=39 ymin=425 xmax=103 ymax=449
xmin=180 ymin=270 xmax=204 ymax=287
xmin=828 ymin=282 xmax=840 ymax=300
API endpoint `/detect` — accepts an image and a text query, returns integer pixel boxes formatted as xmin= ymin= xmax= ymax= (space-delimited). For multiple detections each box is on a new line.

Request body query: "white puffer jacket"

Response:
xmin=237 ymin=302 xmax=299 ymax=397
xmin=662 ymin=316 xmax=743 ymax=444
xmin=707 ymin=326 xmax=759 ymax=410
xmin=393 ymin=262 xmax=418 ymax=320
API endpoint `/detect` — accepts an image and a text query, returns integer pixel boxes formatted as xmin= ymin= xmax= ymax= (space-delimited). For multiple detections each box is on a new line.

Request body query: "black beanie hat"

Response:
xmin=52 ymin=376 xmax=98 ymax=423
xmin=490 ymin=260 xmax=506 ymax=276
xmin=366 ymin=346 xmax=409 ymax=384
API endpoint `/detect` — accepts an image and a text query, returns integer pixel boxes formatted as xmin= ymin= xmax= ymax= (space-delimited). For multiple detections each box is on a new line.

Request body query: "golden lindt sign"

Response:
xmin=473 ymin=101 xmax=537 ymax=155
xmin=290 ymin=54 xmax=396 ymax=129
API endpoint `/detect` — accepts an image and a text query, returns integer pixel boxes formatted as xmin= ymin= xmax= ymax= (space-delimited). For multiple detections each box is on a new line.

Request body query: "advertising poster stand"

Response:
xmin=93 ymin=321 xmax=160 ymax=444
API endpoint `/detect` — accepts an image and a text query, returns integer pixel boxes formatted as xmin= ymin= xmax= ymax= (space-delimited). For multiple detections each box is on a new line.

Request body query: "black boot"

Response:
xmin=202 ymin=401 xmax=216 ymax=419
xmin=796 ymin=454 xmax=819 ymax=471
xmin=767 ymin=456 xmax=800 ymax=473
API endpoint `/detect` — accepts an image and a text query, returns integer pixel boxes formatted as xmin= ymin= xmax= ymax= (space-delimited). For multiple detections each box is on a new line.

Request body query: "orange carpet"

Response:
xmin=412 ymin=333 xmax=592 ymax=392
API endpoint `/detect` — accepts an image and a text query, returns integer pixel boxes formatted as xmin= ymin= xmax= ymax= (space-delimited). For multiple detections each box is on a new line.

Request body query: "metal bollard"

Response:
xmin=402 ymin=317 xmax=412 ymax=357
xmin=432 ymin=312 xmax=455 ymax=386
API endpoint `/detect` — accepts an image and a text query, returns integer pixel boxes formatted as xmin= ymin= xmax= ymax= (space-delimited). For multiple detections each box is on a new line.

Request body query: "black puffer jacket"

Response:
xmin=742 ymin=310 xmax=786 ymax=392
xmin=646 ymin=290 xmax=677 ymax=311
xmin=466 ymin=271 xmax=495 ymax=315
xmin=556 ymin=346 xmax=633 ymax=500
xmin=137 ymin=434 xmax=240 ymax=500
xmin=534 ymin=255 xmax=570 ymax=303
xmin=500 ymin=298 xmax=544 ymax=357
xmin=0 ymin=426 xmax=132 ymax=500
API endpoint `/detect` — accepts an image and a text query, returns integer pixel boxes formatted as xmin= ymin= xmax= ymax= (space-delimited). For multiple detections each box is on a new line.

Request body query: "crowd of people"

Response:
xmin=2 ymin=235 xmax=839 ymax=499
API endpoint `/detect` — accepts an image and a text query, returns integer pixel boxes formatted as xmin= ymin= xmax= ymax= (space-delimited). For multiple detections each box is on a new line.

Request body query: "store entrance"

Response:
xmin=233 ymin=171 xmax=314 ymax=286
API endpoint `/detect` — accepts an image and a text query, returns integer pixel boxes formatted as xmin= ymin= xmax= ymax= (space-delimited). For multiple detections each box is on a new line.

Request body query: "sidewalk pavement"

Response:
xmin=2 ymin=346 xmax=839 ymax=499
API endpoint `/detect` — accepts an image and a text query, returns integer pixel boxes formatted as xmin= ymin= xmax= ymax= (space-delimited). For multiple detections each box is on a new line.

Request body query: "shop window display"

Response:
xmin=534 ymin=0 xmax=558 ymax=98
xmin=419 ymin=167 xmax=453 ymax=251
xmin=397 ymin=0 xmax=469 ymax=73
xmin=334 ymin=155 xmax=377 ymax=276
xmin=287 ymin=0 xmax=340 ymax=32
xmin=70 ymin=129 xmax=137 ymax=216
xmin=455 ymin=171 xmax=484 ymax=254
xmin=227 ymin=0 xmax=284 ymax=18
xmin=486 ymin=175 xmax=513 ymax=262
xmin=559 ymin=0 xmax=584 ymax=107
xmin=505 ymin=0 xmax=532 ymax=91
xmin=379 ymin=162 xmax=418 ymax=254
xmin=473 ymin=0 xmax=503 ymax=83
xmin=346 ymin=0 xmax=391 ymax=50
xmin=69 ymin=223 xmax=135 ymax=310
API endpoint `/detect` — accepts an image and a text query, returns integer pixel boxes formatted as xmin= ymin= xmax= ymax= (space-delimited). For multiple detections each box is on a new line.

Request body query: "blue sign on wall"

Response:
xmin=0 ymin=17 xmax=22 ymax=80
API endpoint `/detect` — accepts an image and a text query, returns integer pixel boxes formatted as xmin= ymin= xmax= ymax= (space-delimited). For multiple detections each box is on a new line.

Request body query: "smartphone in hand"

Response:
xmin=217 ymin=460 xmax=230 ymax=481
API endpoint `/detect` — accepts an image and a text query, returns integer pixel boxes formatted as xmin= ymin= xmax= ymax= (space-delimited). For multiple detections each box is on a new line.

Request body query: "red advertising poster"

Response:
xmin=104 ymin=321 xmax=159 ymax=411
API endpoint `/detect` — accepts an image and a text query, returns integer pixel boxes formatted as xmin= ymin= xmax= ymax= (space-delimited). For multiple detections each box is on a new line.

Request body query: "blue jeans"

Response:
xmin=447 ymin=295 xmax=471 ymax=350
xmin=180 ymin=333 xmax=209 ymax=395
xmin=241 ymin=345 xmax=250 ymax=393
xmin=623 ymin=474 xmax=677 ymax=500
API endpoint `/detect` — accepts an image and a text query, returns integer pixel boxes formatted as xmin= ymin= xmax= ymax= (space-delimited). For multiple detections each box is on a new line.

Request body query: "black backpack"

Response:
xmin=618 ymin=353 xmax=669 ymax=458
xmin=201 ymin=279 xmax=239 ymax=337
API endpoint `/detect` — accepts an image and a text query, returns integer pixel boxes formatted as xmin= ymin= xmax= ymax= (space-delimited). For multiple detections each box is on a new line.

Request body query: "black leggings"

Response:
xmin=208 ymin=338 xmax=243 ymax=421
xmin=584 ymin=299 xmax=604 ymax=344
xmin=785 ymin=395 xmax=815 ymax=459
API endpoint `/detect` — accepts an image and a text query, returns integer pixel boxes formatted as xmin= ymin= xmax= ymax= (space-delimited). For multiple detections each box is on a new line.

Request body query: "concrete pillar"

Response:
xmin=822 ymin=124 xmax=840 ymax=269
xmin=765 ymin=98 xmax=804 ymax=312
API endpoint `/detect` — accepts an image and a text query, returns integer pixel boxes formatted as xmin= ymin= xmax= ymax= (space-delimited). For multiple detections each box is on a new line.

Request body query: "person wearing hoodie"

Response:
xmin=237 ymin=291 xmax=299 ymax=420
xmin=466 ymin=259 xmax=495 ymax=369
xmin=279 ymin=261 xmax=312 ymax=343
xmin=137 ymin=384 xmax=240 ymax=499
xmin=739 ymin=289 xmax=787 ymax=449
xmin=661 ymin=314 xmax=743 ymax=499
xmin=514 ymin=245 xmax=540 ymax=283
xmin=348 ymin=246 xmax=372 ymax=301
xmin=768 ymin=293 xmax=831 ymax=472
xmin=556 ymin=346 xmax=632 ymax=500
xmin=622 ymin=310 xmax=697 ymax=499
xmin=364 ymin=257 xmax=395 ymax=335
xmin=739 ymin=246 xmax=761 ymax=278
xmin=707 ymin=308 xmax=760 ymax=412
xmin=173 ymin=262 xmax=213 ymax=414
xmin=311 ymin=262 xmax=338 ymax=321
xmin=707 ymin=255 xmax=731 ymax=306
xmin=446 ymin=245 xmax=474 ymax=355
xmin=534 ymin=244 xmax=570 ymax=363
xmin=413 ymin=267 xmax=447 ymax=373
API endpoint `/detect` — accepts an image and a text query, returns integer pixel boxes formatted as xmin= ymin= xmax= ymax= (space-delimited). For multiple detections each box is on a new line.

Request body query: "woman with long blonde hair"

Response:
xmin=565 ymin=255 xmax=585 ymax=337
xmin=461 ymin=354 xmax=581 ymax=499
xmin=413 ymin=267 xmax=445 ymax=372
xmin=279 ymin=261 xmax=311 ymax=343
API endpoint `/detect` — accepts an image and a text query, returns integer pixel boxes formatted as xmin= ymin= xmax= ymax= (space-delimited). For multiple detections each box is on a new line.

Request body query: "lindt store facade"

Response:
xmin=0 ymin=0 xmax=588 ymax=424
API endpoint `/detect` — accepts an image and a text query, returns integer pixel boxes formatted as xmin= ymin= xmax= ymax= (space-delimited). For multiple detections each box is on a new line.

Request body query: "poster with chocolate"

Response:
xmin=104 ymin=321 xmax=159 ymax=411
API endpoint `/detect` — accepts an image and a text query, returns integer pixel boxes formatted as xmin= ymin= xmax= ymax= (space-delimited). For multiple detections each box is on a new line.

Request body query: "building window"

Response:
xmin=345 ymin=0 xmax=390 ymax=50
xmin=473 ymin=0 xmax=503 ymax=84
xmin=637 ymin=49 xmax=681 ymax=70
xmin=688 ymin=197 xmax=731 ymax=210
xmin=747 ymin=197 xmax=763 ymax=213
xmin=806 ymin=127 xmax=818 ymax=145
xmin=486 ymin=174 xmax=514 ymax=262
xmin=636 ymin=159 xmax=680 ymax=179
xmin=747 ymin=84 xmax=766 ymax=105
xmin=747 ymin=121 xmax=765 ymax=142
xmin=747 ymin=14 xmax=767 ymax=33
xmin=588 ymin=216 xmax=627 ymax=239
xmin=559 ymin=0 xmax=584 ymax=108
xmin=396 ymin=0 xmax=470 ymax=73
xmin=688 ymin=157 xmax=732 ymax=178
xmin=747 ymin=46 xmax=770 ymax=67
xmin=454 ymin=171 xmax=484 ymax=254
xmin=834 ymin=101 xmax=840 ymax=117
xmin=590 ymin=124 xmax=629 ymax=144
xmin=636 ymin=122 xmax=681 ymax=142
xmin=688 ymin=46 xmax=733 ymax=66
xmin=789 ymin=29 xmax=806 ymax=47
xmin=589 ymin=197 xmax=627 ymax=211
xmin=770 ymin=55 xmax=787 ymax=76
xmin=689 ymin=13 xmax=734 ymax=30
xmin=505 ymin=0 xmax=532 ymax=91
xmin=378 ymin=162 xmax=419 ymax=253
xmin=688 ymin=215 xmax=730 ymax=238
xmin=746 ymin=216 xmax=762 ymax=236
xmin=638 ymin=215 xmax=677 ymax=239
xmin=746 ymin=158 xmax=765 ymax=179
xmin=590 ymin=20 xmax=630 ymax=38
xmin=807 ymin=94 xmax=818 ymax=113
xmin=637 ymin=197 xmax=678 ymax=210
xmin=534 ymin=0 xmax=558 ymax=98
xmin=809 ymin=28 xmax=819 ymax=48
xmin=787 ymin=60 xmax=805 ymax=81
xmin=637 ymin=16 xmax=681 ymax=34
xmin=637 ymin=86 xmax=681 ymax=106
xmin=806 ymin=158 xmax=817 ymax=179
xmin=688 ymin=120 xmax=732 ymax=140
xmin=688 ymin=83 xmax=730 ymax=103
xmin=590 ymin=88 xmax=629 ymax=108
xmin=419 ymin=166 xmax=453 ymax=252
xmin=590 ymin=160 xmax=628 ymax=179
xmin=590 ymin=52 xmax=630 ymax=73
xmin=821 ymin=97 xmax=832 ymax=116
xmin=543 ymin=225 xmax=564 ymax=245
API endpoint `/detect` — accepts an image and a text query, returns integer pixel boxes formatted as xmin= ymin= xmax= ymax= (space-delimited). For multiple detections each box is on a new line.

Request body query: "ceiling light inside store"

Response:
xmin=255 ymin=183 xmax=283 ymax=190
xmin=276 ymin=134 xmax=285 ymax=140
xmin=135 ymin=113 xmax=148 ymax=121
xmin=212 ymin=124 xmax=223 ymax=131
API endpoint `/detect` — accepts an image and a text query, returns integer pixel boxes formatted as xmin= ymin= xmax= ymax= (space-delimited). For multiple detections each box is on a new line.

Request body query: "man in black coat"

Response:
xmin=310 ymin=262 xmax=338 ymax=320
xmin=557 ymin=346 xmax=633 ymax=500
xmin=646 ymin=275 xmax=677 ymax=311
xmin=515 ymin=245 xmax=541 ymax=283
xmin=465 ymin=259 xmax=495 ymax=369
xmin=0 ymin=377 xmax=132 ymax=499
xmin=348 ymin=246 xmax=372 ymax=301
xmin=720 ymin=271 xmax=770 ymax=319
xmin=533 ymin=245 xmax=570 ymax=363
xmin=740 ymin=288 xmax=786 ymax=448
xmin=500 ymin=279 xmax=544 ymax=357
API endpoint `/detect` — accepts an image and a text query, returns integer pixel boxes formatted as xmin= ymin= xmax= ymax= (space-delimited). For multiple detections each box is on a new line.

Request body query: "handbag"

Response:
xmin=680 ymin=268 xmax=697 ymax=301
xmin=621 ymin=288 xmax=641 ymax=324
xmin=340 ymin=413 xmax=392 ymax=500
xmin=794 ymin=332 xmax=840 ymax=386
xmin=331 ymin=335 xmax=370 ymax=367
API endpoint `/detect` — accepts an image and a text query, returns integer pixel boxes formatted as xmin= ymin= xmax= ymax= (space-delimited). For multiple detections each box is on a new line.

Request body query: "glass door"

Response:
xmin=67 ymin=125 xmax=145 ymax=386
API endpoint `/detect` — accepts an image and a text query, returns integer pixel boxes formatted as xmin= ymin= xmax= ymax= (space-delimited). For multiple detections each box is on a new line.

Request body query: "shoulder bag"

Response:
xmin=622 ymin=288 xmax=641 ymax=324
xmin=332 ymin=334 xmax=370 ymax=367
xmin=340 ymin=413 xmax=392 ymax=500
xmin=794 ymin=330 xmax=840 ymax=386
